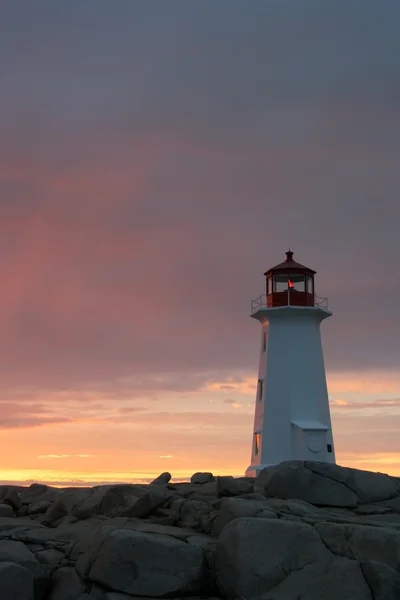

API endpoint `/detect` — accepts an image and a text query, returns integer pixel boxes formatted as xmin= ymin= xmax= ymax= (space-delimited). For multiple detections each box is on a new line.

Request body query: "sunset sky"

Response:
xmin=0 ymin=1 xmax=400 ymax=486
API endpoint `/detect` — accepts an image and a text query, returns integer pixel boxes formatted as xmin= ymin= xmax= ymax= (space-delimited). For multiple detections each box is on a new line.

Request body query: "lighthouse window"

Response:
xmin=254 ymin=432 xmax=261 ymax=456
xmin=262 ymin=332 xmax=266 ymax=352
xmin=327 ymin=444 xmax=333 ymax=453
xmin=257 ymin=379 xmax=263 ymax=402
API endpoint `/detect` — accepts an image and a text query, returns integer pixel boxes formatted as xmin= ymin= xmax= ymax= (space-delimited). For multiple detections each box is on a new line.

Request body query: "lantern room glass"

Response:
xmin=273 ymin=273 xmax=306 ymax=293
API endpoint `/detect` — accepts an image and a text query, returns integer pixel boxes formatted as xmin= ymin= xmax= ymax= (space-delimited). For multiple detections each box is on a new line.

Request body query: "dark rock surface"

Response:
xmin=0 ymin=461 xmax=400 ymax=599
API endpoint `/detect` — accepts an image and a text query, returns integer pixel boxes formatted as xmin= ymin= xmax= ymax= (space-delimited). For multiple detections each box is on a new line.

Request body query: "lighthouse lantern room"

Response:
xmin=246 ymin=250 xmax=335 ymax=477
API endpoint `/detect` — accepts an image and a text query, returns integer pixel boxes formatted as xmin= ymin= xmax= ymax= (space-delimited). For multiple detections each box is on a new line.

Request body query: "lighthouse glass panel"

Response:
xmin=254 ymin=432 xmax=261 ymax=456
xmin=289 ymin=274 xmax=305 ymax=292
xmin=273 ymin=274 xmax=289 ymax=293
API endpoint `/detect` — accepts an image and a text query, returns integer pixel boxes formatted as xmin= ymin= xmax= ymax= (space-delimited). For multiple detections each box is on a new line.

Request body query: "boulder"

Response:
xmin=216 ymin=517 xmax=373 ymax=599
xmin=27 ymin=500 xmax=53 ymax=515
xmin=0 ymin=503 xmax=14 ymax=517
xmin=216 ymin=517 xmax=330 ymax=599
xmin=191 ymin=472 xmax=215 ymax=484
xmin=35 ymin=548 xmax=65 ymax=568
xmin=126 ymin=520 xmax=198 ymax=540
xmin=76 ymin=584 xmax=105 ymax=600
xmin=217 ymin=476 xmax=253 ymax=497
xmin=265 ymin=556 xmax=374 ymax=600
xmin=0 ymin=561 xmax=34 ymax=600
xmin=264 ymin=497 xmax=330 ymax=520
xmin=128 ymin=486 xmax=173 ymax=519
xmin=49 ymin=566 xmax=87 ymax=600
xmin=0 ymin=539 xmax=37 ymax=566
xmin=43 ymin=489 xmax=91 ymax=526
xmin=0 ymin=541 xmax=52 ymax=599
xmin=256 ymin=461 xmax=400 ymax=507
xmin=169 ymin=481 xmax=218 ymax=499
xmin=79 ymin=527 xmax=209 ymax=597
xmin=361 ymin=560 xmax=400 ymax=600
xmin=212 ymin=497 xmax=276 ymax=537
xmin=255 ymin=461 xmax=358 ymax=507
xmin=0 ymin=486 xmax=21 ymax=511
xmin=149 ymin=472 xmax=171 ymax=486
xmin=176 ymin=499 xmax=217 ymax=533
xmin=376 ymin=494 xmax=400 ymax=512
xmin=0 ymin=516 xmax=47 ymax=537
xmin=72 ymin=485 xmax=144 ymax=520
xmin=19 ymin=484 xmax=61 ymax=511
xmin=350 ymin=467 xmax=400 ymax=503
xmin=315 ymin=522 xmax=400 ymax=570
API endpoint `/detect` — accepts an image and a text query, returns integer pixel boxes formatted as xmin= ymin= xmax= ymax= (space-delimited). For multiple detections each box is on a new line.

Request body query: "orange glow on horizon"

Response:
xmin=1 ymin=449 xmax=400 ymax=488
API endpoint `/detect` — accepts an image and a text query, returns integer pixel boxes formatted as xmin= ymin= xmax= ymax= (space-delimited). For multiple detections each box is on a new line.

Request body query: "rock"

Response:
xmin=27 ymin=500 xmax=53 ymax=515
xmin=80 ymin=527 xmax=209 ymax=597
xmin=104 ymin=593 xmax=154 ymax=600
xmin=315 ymin=522 xmax=400 ymax=570
xmin=191 ymin=472 xmax=215 ymax=484
xmin=177 ymin=499 xmax=217 ymax=533
xmin=76 ymin=584 xmax=105 ymax=600
xmin=361 ymin=560 xmax=400 ymax=600
xmin=19 ymin=484 xmax=61 ymax=511
xmin=212 ymin=497 xmax=276 ymax=537
xmin=35 ymin=548 xmax=65 ymax=568
xmin=0 ymin=561 xmax=34 ymax=600
xmin=350 ymin=467 xmax=400 ymax=503
xmin=67 ymin=519 xmax=200 ymax=557
xmin=376 ymin=494 xmax=400 ymax=512
xmin=255 ymin=461 xmax=359 ymax=507
xmin=168 ymin=481 xmax=218 ymax=499
xmin=0 ymin=466 xmax=398 ymax=600
xmin=256 ymin=461 xmax=400 ymax=508
xmin=72 ymin=485 xmax=144 ymax=520
xmin=0 ymin=503 xmax=14 ymax=517
xmin=49 ymin=566 xmax=87 ymax=600
xmin=216 ymin=517 xmax=330 ymax=598
xmin=0 ymin=541 xmax=51 ymax=599
xmin=127 ymin=520 xmax=198 ymax=540
xmin=266 ymin=556 xmax=374 ymax=600
xmin=0 ymin=539 xmax=37 ymax=565
xmin=43 ymin=489 xmax=91 ymax=526
xmin=149 ymin=472 xmax=171 ymax=485
xmin=216 ymin=517 xmax=373 ymax=599
xmin=0 ymin=516 xmax=47 ymax=537
xmin=128 ymin=486 xmax=173 ymax=518
xmin=0 ymin=486 xmax=21 ymax=511
xmin=216 ymin=476 xmax=253 ymax=497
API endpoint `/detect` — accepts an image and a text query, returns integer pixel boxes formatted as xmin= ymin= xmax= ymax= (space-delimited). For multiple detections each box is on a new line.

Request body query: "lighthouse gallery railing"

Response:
xmin=251 ymin=293 xmax=328 ymax=314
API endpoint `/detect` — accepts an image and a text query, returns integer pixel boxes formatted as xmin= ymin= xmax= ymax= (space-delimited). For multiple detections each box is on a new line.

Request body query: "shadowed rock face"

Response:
xmin=0 ymin=462 xmax=400 ymax=599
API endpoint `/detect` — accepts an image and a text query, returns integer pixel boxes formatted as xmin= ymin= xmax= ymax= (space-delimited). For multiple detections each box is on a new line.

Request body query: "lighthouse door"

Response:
xmin=306 ymin=431 xmax=327 ymax=460
xmin=291 ymin=421 xmax=329 ymax=461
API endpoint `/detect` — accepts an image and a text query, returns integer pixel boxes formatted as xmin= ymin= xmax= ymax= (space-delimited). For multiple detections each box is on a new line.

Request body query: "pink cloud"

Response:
xmin=331 ymin=398 xmax=400 ymax=410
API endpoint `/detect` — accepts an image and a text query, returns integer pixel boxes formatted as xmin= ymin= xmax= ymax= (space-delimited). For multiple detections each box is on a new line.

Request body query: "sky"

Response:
xmin=0 ymin=1 xmax=399 ymax=486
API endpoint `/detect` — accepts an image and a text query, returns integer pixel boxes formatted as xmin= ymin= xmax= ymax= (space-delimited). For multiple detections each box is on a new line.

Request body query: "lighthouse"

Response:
xmin=245 ymin=250 xmax=335 ymax=477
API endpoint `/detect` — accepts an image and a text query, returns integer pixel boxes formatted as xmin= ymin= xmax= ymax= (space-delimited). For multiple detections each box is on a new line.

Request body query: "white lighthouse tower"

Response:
xmin=246 ymin=250 xmax=335 ymax=477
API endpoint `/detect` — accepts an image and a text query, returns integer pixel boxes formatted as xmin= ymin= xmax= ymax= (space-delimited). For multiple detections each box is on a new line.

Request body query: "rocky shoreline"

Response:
xmin=0 ymin=461 xmax=400 ymax=599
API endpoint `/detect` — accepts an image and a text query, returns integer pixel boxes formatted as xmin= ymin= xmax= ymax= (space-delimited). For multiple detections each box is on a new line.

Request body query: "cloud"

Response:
xmin=0 ymin=416 xmax=72 ymax=429
xmin=331 ymin=398 xmax=400 ymax=410
xmin=38 ymin=454 xmax=94 ymax=459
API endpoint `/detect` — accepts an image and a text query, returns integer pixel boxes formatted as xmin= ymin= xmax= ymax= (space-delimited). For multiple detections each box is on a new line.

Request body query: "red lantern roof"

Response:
xmin=264 ymin=250 xmax=316 ymax=276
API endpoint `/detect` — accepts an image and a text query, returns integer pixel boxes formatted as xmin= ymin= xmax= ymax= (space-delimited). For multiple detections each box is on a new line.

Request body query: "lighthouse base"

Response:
xmin=245 ymin=464 xmax=273 ymax=478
